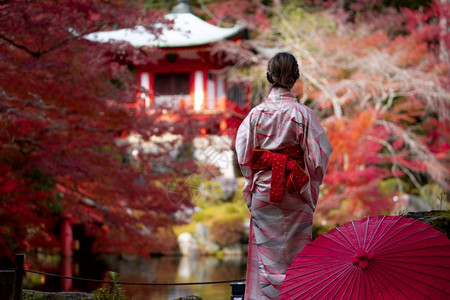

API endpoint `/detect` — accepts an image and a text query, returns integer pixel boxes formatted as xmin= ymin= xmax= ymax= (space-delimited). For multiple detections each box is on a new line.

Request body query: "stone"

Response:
xmin=213 ymin=176 xmax=238 ymax=201
xmin=194 ymin=223 xmax=209 ymax=246
xmin=177 ymin=232 xmax=199 ymax=256
xmin=403 ymin=210 xmax=450 ymax=238
xmin=22 ymin=290 xmax=94 ymax=299
xmin=223 ymin=244 xmax=243 ymax=256
xmin=174 ymin=296 xmax=202 ymax=300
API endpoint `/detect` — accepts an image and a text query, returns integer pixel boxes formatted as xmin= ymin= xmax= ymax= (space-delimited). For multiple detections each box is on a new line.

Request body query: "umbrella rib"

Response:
xmin=378 ymin=263 xmax=443 ymax=298
xmin=363 ymin=216 xmax=370 ymax=249
xmin=367 ymin=216 xmax=405 ymax=252
xmin=369 ymin=263 xmax=402 ymax=299
xmin=365 ymin=265 xmax=380 ymax=300
xmin=335 ymin=227 xmax=358 ymax=252
xmin=285 ymin=263 xmax=352 ymax=299
xmin=364 ymin=265 xmax=387 ymax=300
xmin=319 ymin=234 xmax=355 ymax=252
xmin=374 ymin=262 xmax=450 ymax=289
xmin=374 ymin=226 xmax=434 ymax=251
xmin=320 ymin=265 xmax=356 ymax=300
xmin=349 ymin=266 xmax=361 ymax=300
xmin=356 ymin=267 xmax=362 ymax=300
xmin=286 ymin=260 xmax=345 ymax=278
xmin=284 ymin=263 xmax=349 ymax=287
xmin=293 ymin=265 xmax=353 ymax=300
xmin=366 ymin=214 xmax=388 ymax=251
xmin=375 ymin=264 xmax=433 ymax=299
xmin=351 ymin=219 xmax=362 ymax=249
xmin=373 ymin=263 xmax=423 ymax=299
xmin=286 ymin=262 xmax=351 ymax=286
xmin=288 ymin=258 xmax=345 ymax=270
xmin=370 ymin=217 xmax=423 ymax=252
xmin=378 ymin=251 xmax=450 ymax=257
xmin=375 ymin=230 xmax=444 ymax=254
xmin=307 ymin=242 xmax=353 ymax=255
xmin=377 ymin=253 xmax=450 ymax=264
xmin=307 ymin=264 xmax=355 ymax=300
xmin=362 ymin=265 xmax=377 ymax=300
xmin=369 ymin=219 xmax=437 ymax=253
xmin=295 ymin=254 xmax=350 ymax=258
xmin=339 ymin=267 xmax=358 ymax=300
xmin=377 ymin=246 xmax=449 ymax=260
xmin=377 ymin=257 xmax=450 ymax=269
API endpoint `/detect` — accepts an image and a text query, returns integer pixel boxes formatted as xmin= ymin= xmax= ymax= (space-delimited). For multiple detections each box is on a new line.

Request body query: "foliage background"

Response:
xmin=0 ymin=0 xmax=448 ymax=259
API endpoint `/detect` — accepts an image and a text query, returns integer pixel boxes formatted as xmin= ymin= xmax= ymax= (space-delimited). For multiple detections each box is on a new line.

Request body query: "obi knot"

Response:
xmin=250 ymin=146 xmax=309 ymax=202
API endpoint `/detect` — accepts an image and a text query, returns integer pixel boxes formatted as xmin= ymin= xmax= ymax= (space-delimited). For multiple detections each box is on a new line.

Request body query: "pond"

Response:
xmin=24 ymin=253 xmax=247 ymax=300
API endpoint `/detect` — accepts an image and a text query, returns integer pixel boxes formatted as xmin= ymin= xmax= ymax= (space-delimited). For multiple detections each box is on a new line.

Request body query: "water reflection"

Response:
xmin=113 ymin=256 xmax=246 ymax=300
xmin=24 ymin=254 xmax=247 ymax=300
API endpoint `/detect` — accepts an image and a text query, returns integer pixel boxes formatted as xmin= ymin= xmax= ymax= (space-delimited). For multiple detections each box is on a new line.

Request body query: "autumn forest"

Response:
xmin=0 ymin=0 xmax=448 ymax=262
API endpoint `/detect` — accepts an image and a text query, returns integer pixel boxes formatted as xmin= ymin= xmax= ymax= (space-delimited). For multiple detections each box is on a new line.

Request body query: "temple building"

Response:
xmin=86 ymin=0 xmax=255 ymax=135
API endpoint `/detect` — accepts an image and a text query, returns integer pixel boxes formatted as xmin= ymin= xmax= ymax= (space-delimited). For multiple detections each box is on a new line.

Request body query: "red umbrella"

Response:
xmin=281 ymin=215 xmax=450 ymax=300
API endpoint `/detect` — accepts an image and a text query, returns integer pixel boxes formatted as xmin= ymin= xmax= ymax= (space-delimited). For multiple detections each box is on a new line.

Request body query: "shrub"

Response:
xmin=210 ymin=216 xmax=245 ymax=247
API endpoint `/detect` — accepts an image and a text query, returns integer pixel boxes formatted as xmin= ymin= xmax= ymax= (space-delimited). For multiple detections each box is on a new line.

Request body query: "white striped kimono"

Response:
xmin=235 ymin=87 xmax=332 ymax=300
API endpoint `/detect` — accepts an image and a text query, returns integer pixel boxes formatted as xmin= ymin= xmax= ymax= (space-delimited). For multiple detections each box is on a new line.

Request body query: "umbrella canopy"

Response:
xmin=281 ymin=215 xmax=450 ymax=300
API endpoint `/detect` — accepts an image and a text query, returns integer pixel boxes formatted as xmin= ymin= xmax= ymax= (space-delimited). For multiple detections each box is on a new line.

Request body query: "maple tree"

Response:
xmin=198 ymin=0 xmax=271 ymax=31
xmin=0 ymin=0 xmax=201 ymax=259
xmin=145 ymin=0 xmax=271 ymax=31
xmin=247 ymin=0 xmax=449 ymax=224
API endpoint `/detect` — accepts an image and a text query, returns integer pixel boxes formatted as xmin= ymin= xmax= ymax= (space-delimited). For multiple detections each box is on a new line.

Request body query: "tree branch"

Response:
xmin=0 ymin=33 xmax=41 ymax=58
xmin=56 ymin=181 xmax=109 ymax=212
xmin=0 ymin=25 xmax=105 ymax=59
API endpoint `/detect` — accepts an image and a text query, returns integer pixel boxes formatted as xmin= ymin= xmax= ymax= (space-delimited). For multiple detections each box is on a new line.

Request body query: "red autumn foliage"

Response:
xmin=0 ymin=0 xmax=200 ymax=258
xmin=194 ymin=0 xmax=271 ymax=32
xmin=260 ymin=1 xmax=449 ymax=223
xmin=317 ymin=111 xmax=393 ymax=223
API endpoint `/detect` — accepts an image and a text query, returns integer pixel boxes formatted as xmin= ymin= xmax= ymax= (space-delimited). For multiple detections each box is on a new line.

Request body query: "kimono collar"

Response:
xmin=267 ymin=87 xmax=296 ymax=102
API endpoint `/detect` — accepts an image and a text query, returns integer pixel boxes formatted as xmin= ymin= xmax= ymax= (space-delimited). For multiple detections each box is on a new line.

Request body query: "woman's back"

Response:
xmin=246 ymin=88 xmax=311 ymax=151
xmin=235 ymin=52 xmax=332 ymax=300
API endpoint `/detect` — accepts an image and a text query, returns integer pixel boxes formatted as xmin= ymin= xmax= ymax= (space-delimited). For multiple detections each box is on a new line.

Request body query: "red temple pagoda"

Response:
xmin=87 ymin=0 xmax=255 ymax=135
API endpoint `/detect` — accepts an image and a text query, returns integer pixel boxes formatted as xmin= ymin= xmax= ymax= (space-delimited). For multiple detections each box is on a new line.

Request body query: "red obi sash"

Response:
xmin=250 ymin=146 xmax=309 ymax=203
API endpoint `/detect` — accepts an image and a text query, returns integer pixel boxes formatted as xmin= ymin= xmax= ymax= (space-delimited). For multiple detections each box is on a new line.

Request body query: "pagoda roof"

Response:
xmin=85 ymin=12 xmax=246 ymax=48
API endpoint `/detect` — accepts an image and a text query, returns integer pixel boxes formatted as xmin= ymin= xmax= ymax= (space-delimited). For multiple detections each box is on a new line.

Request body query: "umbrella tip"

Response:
xmin=350 ymin=248 xmax=374 ymax=269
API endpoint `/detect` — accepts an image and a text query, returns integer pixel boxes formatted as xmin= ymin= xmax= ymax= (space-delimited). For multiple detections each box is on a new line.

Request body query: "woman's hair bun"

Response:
xmin=266 ymin=52 xmax=300 ymax=89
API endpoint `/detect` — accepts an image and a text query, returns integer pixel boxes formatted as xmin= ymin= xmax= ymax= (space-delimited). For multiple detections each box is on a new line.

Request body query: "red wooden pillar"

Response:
xmin=189 ymin=71 xmax=195 ymax=109
xmin=214 ymin=73 xmax=218 ymax=110
xmin=61 ymin=218 xmax=73 ymax=257
xmin=201 ymin=69 xmax=209 ymax=135
xmin=203 ymin=68 xmax=208 ymax=110
xmin=149 ymin=72 xmax=155 ymax=107
xmin=61 ymin=218 xmax=73 ymax=291
xmin=137 ymin=70 xmax=154 ymax=109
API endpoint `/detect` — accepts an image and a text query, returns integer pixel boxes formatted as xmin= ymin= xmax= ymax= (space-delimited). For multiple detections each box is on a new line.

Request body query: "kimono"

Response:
xmin=235 ymin=87 xmax=332 ymax=300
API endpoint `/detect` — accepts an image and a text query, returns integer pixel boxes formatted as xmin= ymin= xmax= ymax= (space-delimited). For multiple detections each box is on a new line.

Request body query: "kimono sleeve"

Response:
xmin=305 ymin=110 xmax=333 ymax=185
xmin=235 ymin=113 xmax=255 ymax=209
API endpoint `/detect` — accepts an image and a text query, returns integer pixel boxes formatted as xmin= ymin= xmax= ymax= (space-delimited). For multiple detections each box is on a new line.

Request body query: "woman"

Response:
xmin=235 ymin=52 xmax=332 ymax=300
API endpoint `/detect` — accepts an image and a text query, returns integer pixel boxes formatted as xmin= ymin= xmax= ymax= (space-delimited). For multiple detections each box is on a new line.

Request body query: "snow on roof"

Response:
xmin=85 ymin=13 xmax=245 ymax=48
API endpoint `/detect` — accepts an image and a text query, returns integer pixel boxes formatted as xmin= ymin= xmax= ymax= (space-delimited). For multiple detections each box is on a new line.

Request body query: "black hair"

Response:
xmin=266 ymin=52 xmax=300 ymax=89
